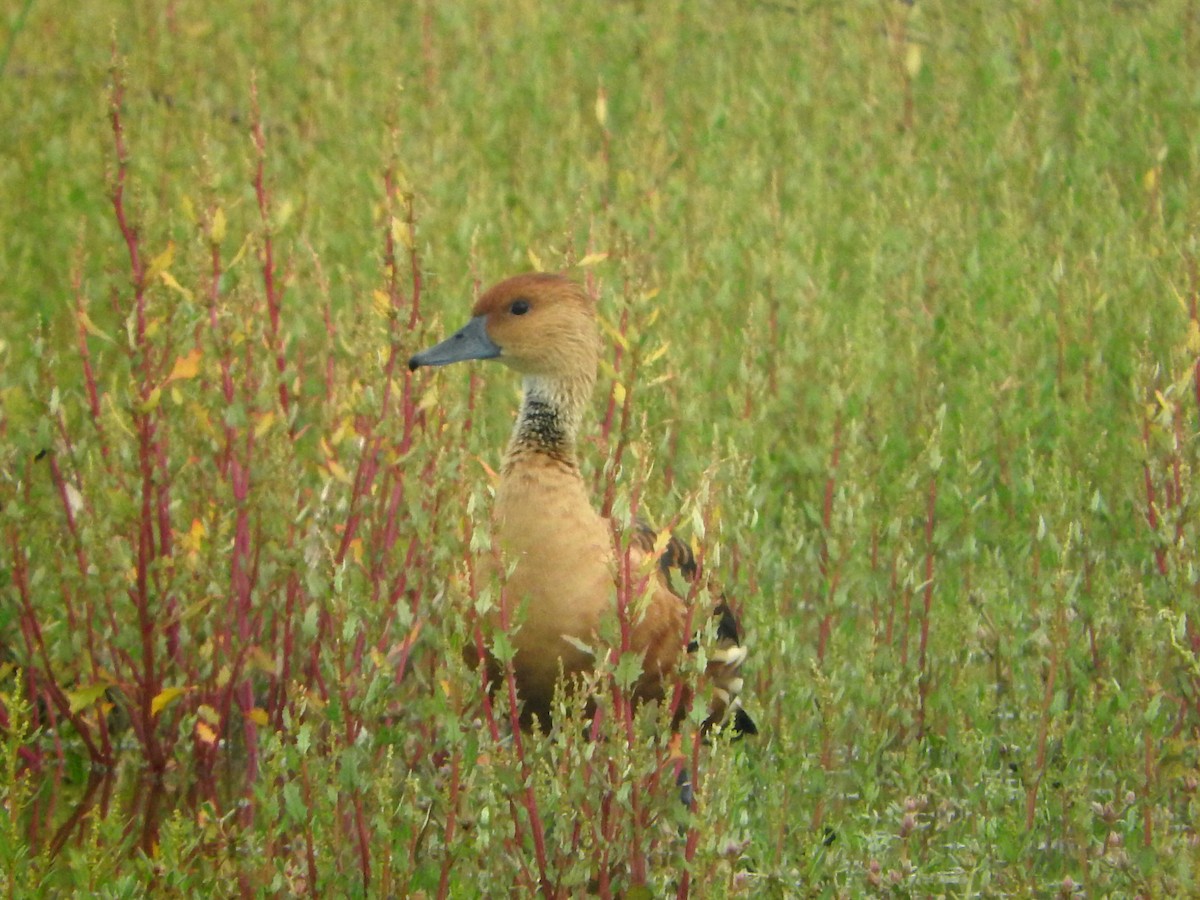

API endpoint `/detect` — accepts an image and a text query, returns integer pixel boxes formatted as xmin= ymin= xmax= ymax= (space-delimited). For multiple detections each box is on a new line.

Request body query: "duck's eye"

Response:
xmin=510 ymin=298 xmax=531 ymax=316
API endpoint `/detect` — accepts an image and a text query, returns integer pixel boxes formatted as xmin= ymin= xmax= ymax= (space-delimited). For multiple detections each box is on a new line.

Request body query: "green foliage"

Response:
xmin=2 ymin=0 xmax=1200 ymax=895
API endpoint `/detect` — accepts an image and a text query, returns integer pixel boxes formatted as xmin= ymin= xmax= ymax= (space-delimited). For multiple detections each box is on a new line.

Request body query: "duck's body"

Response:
xmin=493 ymin=452 xmax=615 ymax=714
xmin=410 ymin=273 xmax=751 ymax=733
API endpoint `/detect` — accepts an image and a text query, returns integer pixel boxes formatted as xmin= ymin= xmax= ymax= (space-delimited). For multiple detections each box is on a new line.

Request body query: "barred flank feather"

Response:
xmin=635 ymin=521 xmax=757 ymax=736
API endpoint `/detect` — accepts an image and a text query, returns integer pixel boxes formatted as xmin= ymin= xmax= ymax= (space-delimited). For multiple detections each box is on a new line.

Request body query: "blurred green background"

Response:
xmin=3 ymin=1 xmax=1199 ymax=895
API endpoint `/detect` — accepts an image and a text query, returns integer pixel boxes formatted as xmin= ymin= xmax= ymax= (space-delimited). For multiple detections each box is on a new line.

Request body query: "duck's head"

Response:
xmin=408 ymin=273 xmax=600 ymax=382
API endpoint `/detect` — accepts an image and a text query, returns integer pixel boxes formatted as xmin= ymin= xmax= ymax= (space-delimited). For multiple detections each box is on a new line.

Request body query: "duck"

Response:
xmin=409 ymin=272 xmax=755 ymax=736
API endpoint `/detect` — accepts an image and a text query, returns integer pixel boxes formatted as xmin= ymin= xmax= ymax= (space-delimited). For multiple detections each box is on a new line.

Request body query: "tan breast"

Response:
xmin=490 ymin=458 xmax=615 ymax=713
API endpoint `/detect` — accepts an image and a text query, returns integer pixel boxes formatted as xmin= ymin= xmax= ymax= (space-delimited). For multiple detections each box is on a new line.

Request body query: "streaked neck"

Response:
xmin=503 ymin=374 xmax=592 ymax=472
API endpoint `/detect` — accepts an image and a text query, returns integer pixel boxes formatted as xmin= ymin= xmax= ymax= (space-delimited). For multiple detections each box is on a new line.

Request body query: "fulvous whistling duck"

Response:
xmin=409 ymin=273 xmax=755 ymax=736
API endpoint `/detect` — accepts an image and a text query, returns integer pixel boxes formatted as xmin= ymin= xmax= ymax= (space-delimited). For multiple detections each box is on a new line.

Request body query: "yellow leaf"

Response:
xmin=373 ymin=289 xmax=391 ymax=318
xmin=211 ymin=207 xmax=227 ymax=245
xmin=644 ymin=341 xmax=671 ymax=366
xmin=78 ymin=310 xmax=115 ymax=343
xmin=1187 ymin=319 xmax=1200 ymax=355
xmin=331 ymin=418 xmax=353 ymax=445
xmin=1143 ymin=167 xmax=1159 ymax=193
xmin=165 ymin=348 xmax=203 ymax=384
xmin=527 ymin=248 xmax=545 ymax=271
xmin=195 ymin=720 xmax=218 ymax=745
xmin=667 ymin=732 xmax=686 ymax=761
xmin=327 ymin=458 xmax=352 ymax=484
xmin=63 ymin=483 xmax=84 ymax=517
xmin=104 ymin=394 xmax=136 ymax=438
xmin=151 ymin=686 xmax=189 ymax=717
xmin=904 ymin=42 xmax=923 ymax=79
xmin=277 ymin=200 xmax=295 ymax=230
xmin=349 ymin=537 xmax=364 ymax=565
xmin=598 ymin=316 xmax=630 ymax=351
xmin=67 ymin=682 xmax=111 ymax=714
xmin=612 ymin=381 xmax=627 ymax=405
xmin=227 ymin=232 xmax=253 ymax=270
xmin=418 ymin=384 xmax=440 ymax=412
xmin=197 ymin=703 xmax=220 ymax=724
xmin=651 ymin=528 xmax=672 ymax=556
xmin=254 ymin=412 xmax=276 ymax=439
xmin=249 ymin=646 xmax=277 ymax=675
xmin=595 ymin=86 xmax=608 ymax=128
xmin=137 ymin=387 xmax=162 ymax=413
xmin=391 ymin=216 xmax=413 ymax=251
xmin=160 ymin=271 xmax=194 ymax=301
xmin=144 ymin=242 xmax=175 ymax=285
xmin=476 ymin=456 xmax=500 ymax=487
xmin=247 ymin=707 xmax=269 ymax=727
xmin=180 ymin=194 xmax=197 ymax=225
xmin=180 ymin=517 xmax=205 ymax=554
xmin=577 ymin=251 xmax=608 ymax=268
xmin=392 ymin=165 xmax=412 ymax=196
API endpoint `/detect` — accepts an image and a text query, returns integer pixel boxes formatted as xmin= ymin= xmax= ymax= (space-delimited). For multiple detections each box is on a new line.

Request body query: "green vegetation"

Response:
xmin=3 ymin=1 xmax=1200 ymax=895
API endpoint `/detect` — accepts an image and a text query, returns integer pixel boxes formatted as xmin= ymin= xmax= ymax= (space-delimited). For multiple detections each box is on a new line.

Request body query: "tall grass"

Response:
xmin=2 ymin=1 xmax=1200 ymax=895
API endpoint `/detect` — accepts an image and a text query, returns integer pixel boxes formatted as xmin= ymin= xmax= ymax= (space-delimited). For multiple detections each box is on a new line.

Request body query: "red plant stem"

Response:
xmin=490 ymin=581 xmax=552 ymax=893
xmin=611 ymin=481 xmax=646 ymax=745
xmin=677 ymin=730 xmax=704 ymax=900
xmin=250 ymin=81 xmax=292 ymax=421
xmin=273 ymin=562 xmax=301 ymax=729
xmin=322 ymin=301 xmax=336 ymax=406
xmin=334 ymin=172 xmax=424 ymax=568
xmin=599 ymin=309 xmax=624 ymax=442
xmin=220 ymin=388 xmax=260 ymax=782
xmin=508 ymin=672 xmax=552 ymax=895
xmin=917 ymin=476 xmax=936 ymax=738
xmin=155 ymin=437 xmax=180 ymax=665
xmin=353 ymin=790 xmax=372 ymax=892
xmin=1141 ymin=416 xmax=1168 ymax=576
xmin=110 ymin=65 xmax=169 ymax=772
xmin=1171 ymin=414 xmax=1185 ymax=547
xmin=404 ymin=194 xmax=423 ymax=331
xmin=1026 ymin=610 xmax=1061 ymax=831
xmin=108 ymin=76 xmax=144 ymax=315
xmin=1193 ymin=352 xmax=1200 ymax=431
xmin=597 ymin=776 xmax=616 ymax=898
xmin=8 ymin=530 xmax=109 ymax=766
xmin=72 ymin=269 xmax=108 ymax=461
xmin=462 ymin=514 xmax=502 ymax=741
xmin=602 ymin=345 xmax=637 ymax=519
xmin=1142 ymin=727 xmax=1154 ymax=848
xmin=816 ymin=414 xmax=842 ymax=663
xmin=299 ymin=760 xmax=319 ymax=897
xmin=436 ymin=751 xmax=462 ymax=900
xmin=44 ymin=454 xmax=86 ymax=630
xmin=885 ymin=552 xmax=898 ymax=647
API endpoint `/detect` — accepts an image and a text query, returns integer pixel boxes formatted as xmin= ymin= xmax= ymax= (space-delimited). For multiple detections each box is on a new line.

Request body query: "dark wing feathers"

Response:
xmin=634 ymin=520 xmax=756 ymax=737
xmin=632 ymin=520 xmax=698 ymax=583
